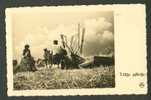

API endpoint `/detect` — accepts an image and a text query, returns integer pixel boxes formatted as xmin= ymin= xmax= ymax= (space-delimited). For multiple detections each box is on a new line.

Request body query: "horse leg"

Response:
xmin=45 ymin=60 xmax=47 ymax=69
xmin=47 ymin=60 xmax=49 ymax=69
xmin=57 ymin=63 xmax=59 ymax=68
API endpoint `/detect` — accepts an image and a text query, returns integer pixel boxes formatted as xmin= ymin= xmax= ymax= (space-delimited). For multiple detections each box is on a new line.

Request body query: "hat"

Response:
xmin=53 ymin=40 xmax=58 ymax=45
xmin=25 ymin=44 xmax=29 ymax=48
xmin=44 ymin=48 xmax=47 ymax=51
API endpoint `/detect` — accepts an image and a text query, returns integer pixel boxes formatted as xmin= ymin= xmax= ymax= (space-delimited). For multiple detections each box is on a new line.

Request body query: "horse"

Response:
xmin=50 ymin=47 xmax=68 ymax=68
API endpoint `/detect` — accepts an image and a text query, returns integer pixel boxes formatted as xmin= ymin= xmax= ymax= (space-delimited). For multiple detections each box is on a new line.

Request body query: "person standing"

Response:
xmin=43 ymin=48 xmax=49 ymax=69
xmin=52 ymin=40 xmax=61 ymax=68
xmin=48 ymin=50 xmax=53 ymax=68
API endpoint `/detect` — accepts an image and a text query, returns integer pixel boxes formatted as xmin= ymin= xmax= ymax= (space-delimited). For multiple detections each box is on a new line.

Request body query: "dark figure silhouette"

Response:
xmin=43 ymin=48 xmax=52 ymax=68
xmin=23 ymin=44 xmax=31 ymax=58
xmin=20 ymin=44 xmax=36 ymax=71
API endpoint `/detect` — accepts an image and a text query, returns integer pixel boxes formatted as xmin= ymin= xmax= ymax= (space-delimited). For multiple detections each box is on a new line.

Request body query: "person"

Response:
xmin=43 ymin=48 xmax=49 ymax=68
xmin=48 ymin=50 xmax=53 ymax=68
xmin=52 ymin=40 xmax=61 ymax=68
xmin=22 ymin=44 xmax=31 ymax=67
xmin=23 ymin=44 xmax=31 ymax=58
xmin=21 ymin=44 xmax=36 ymax=71
xmin=52 ymin=40 xmax=60 ymax=55
xmin=59 ymin=46 xmax=68 ymax=69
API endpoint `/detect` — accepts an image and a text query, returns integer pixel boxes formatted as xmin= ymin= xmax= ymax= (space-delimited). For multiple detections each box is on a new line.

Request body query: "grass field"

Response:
xmin=13 ymin=66 xmax=115 ymax=90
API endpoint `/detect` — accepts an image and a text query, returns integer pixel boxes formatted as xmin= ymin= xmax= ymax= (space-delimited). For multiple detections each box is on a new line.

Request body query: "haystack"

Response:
xmin=14 ymin=57 xmax=37 ymax=73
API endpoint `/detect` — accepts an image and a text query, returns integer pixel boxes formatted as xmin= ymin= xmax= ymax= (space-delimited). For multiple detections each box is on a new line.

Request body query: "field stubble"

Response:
xmin=13 ymin=66 xmax=115 ymax=90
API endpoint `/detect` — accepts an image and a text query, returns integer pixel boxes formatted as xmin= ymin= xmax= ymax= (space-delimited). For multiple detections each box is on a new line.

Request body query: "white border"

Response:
xmin=6 ymin=4 xmax=147 ymax=96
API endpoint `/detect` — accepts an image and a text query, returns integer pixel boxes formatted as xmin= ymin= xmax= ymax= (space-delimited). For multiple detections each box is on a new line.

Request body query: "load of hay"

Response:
xmin=13 ymin=57 xmax=37 ymax=73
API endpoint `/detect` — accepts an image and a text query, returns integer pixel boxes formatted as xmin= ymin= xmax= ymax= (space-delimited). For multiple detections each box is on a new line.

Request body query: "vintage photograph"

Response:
xmin=11 ymin=7 xmax=115 ymax=90
xmin=6 ymin=5 xmax=147 ymax=96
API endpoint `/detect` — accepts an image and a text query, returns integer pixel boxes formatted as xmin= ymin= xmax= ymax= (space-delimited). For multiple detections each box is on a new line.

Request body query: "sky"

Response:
xmin=10 ymin=7 xmax=114 ymax=60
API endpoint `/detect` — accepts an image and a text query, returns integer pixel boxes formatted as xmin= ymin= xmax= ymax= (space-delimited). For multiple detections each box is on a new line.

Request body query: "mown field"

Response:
xmin=13 ymin=66 xmax=115 ymax=90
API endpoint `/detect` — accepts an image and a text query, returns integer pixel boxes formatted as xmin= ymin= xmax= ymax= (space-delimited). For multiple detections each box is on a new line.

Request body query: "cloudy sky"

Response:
xmin=11 ymin=7 xmax=114 ymax=60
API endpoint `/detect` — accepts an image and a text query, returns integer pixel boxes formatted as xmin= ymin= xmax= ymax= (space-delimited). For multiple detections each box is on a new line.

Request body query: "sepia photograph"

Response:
xmin=12 ymin=7 xmax=115 ymax=90
xmin=6 ymin=5 xmax=147 ymax=96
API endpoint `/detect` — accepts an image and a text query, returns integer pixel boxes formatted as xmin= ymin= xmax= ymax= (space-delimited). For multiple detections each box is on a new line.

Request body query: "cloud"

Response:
xmin=102 ymin=31 xmax=113 ymax=40
xmin=83 ymin=18 xmax=114 ymax=56
xmin=14 ymin=17 xmax=114 ymax=60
